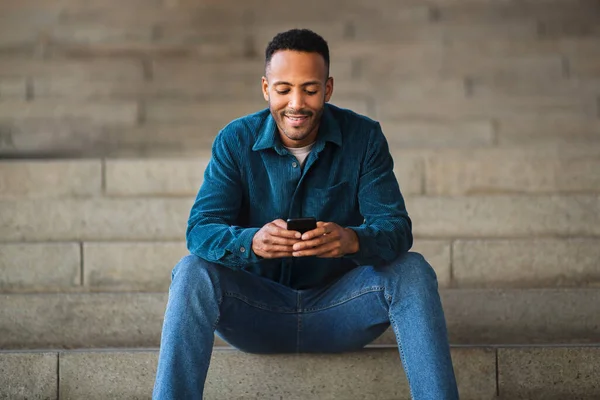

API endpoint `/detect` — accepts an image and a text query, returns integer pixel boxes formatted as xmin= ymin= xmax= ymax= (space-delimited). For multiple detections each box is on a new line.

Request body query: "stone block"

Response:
xmin=50 ymin=24 xmax=153 ymax=45
xmin=45 ymin=41 xmax=247 ymax=60
xmin=0 ymin=352 xmax=57 ymax=400
xmin=101 ymin=125 xmax=218 ymax=157
xmin=407 ymin=195 xmax=600 ymax=238
xmin=59 ymin=351 xmax=156 ymax=400
xmin=352 ymin=20 xmax=537 ymax=42
xmin=144 ymin=99 xmax=265 ymax=125
xmin=0 ymin=119 xmax=115 ymax=157
xmin=0 ymin=293 xmax=167 ymax=349
xmin=83 ymin=242 xmax=187 ymax=291
xmin=424 ymin=148 xmax=600 ymax=195
xmin=0 ymin=160 xmax=102 ymax=198
xmin=207 ymin=347 xmax=495 ymax=400
xmin=498 ymin=347 xmax=600 ymax=399
xmin=0 ymin=58 xmax=143 ymax=81
xmin=382 ymin=118 xmax=495 ymax=148
xmin=0 ymin=198 xmax=193 ymax=241
xmin=104 ymin=158 xmax=209 ymax=196
xmin=442 ymin=54 xmax=565 ymax=79
xmin=453 ymin=239 xmax=600 ymax=288
xmin=56 ymin=348 xmax=496 ymax=400
xmin=32 ymin=78 xmax=147 ymax=100
xmin=0 ymin=100 xmax=139 ymax=125
xmin=4 ymin=289 xmax=600 ymax=349
xmin=496 ymin=115 xmax=600 ymax=145
xmin=376 ymin=95 xmax=592 ymax=120
xmin=443 ymin=288 xmax=600 ymax=345
xmin=0 ymin=243 xmax=81 ymax=292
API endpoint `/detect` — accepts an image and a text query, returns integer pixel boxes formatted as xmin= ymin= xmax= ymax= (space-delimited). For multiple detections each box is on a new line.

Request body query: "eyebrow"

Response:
xmin=272 ymin=81 xmax=322 ymax=87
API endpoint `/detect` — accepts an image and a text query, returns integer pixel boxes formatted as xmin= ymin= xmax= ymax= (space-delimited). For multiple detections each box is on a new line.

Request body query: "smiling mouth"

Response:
xmin=286 ymin=115 xmax=308 ymax=121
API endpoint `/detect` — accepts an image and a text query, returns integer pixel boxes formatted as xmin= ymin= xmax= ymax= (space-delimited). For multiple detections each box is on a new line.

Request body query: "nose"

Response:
xmin=288 ymin=90 xmax=305 ymax=110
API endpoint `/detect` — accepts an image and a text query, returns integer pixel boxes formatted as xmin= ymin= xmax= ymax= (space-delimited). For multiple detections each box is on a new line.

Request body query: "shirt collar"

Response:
xmin=252 ymin=103 xmax=342 ymax=153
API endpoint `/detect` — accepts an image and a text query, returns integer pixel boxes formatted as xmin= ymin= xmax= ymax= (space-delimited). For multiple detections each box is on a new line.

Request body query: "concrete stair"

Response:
xmin=3 ymin=346 xmax=600 ymax=400
xmin=2 ymin=0 xmax=600 ymax=398
xmin=1 ymin=152 xmax=600 ymax=398
xmin=2 ymin=289 xmax=600 ymax=349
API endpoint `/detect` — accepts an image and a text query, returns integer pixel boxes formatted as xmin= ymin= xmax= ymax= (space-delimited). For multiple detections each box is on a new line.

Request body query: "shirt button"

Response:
xmin=240 ymin=246 xmax=246 ymax=253
xmin=292 ymin=162 xmax=298 ymax=168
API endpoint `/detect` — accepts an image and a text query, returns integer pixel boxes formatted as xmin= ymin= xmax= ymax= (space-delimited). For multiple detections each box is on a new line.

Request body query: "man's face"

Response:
xmin=262 ymin=50 xmax=334 ymax=148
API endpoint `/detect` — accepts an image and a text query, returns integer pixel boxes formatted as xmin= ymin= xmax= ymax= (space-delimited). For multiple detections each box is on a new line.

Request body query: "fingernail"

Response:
xmin=295 ymin=232 xmax=301 ymax=238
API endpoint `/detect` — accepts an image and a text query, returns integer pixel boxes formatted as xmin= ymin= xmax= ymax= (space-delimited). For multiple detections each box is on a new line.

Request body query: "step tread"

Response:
xmin=1 ymin=195 xmax=599 ymax=242
xmin=2 ymin=346 xmax=600 ymax=400
xmin=3 ymin=146 xmax=600 ymax=198
xmin=2 ymin=239 xmax=600 ymax=292
xmin=1 ymin=289 xmax=600 ymax=350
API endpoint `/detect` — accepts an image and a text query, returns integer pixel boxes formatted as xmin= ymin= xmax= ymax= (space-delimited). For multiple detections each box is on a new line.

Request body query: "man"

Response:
xmin=153 ymin=29 xmax=459 ymax=399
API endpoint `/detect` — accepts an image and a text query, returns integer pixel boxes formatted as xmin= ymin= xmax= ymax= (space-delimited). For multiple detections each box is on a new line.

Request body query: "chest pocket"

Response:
xmin=304 ymin=181 xmax=354 ymax=223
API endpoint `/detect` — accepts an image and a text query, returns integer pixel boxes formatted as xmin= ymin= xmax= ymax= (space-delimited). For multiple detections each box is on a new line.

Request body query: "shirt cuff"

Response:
xmin=227 ymin=227 xmax=261 ymax=263
xmin=343 ymin=226 xmax=374 ymax=264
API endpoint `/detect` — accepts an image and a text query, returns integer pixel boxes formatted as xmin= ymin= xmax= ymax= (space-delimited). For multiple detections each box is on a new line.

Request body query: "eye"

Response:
xmin=276 ymin=90 xmax=290 ymax=95
xmin=306 ymin=90 xmax=317 ymax=95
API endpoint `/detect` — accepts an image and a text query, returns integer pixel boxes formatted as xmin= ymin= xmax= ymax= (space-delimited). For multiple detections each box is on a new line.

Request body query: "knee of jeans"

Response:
xmin=171 ymin=254 xmax=218 ymax=285
xmin=389 ymin=252 xmax=438 ymax=292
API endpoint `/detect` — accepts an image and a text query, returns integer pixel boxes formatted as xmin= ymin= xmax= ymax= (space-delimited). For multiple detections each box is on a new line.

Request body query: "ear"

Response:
xmin=261 ymin=76 xmax=269 ymax=102
xmin=324 ymin=76 xmax=334 ymax=102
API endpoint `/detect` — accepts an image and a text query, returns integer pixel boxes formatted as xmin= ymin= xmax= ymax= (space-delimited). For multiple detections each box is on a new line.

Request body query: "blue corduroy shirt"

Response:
xmin=186 ymin=103 xmax=413 ymax=289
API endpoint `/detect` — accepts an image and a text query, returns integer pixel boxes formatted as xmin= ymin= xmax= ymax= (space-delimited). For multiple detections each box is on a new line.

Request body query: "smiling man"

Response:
xmin=153 ymin=29 xmax=459 ymax=400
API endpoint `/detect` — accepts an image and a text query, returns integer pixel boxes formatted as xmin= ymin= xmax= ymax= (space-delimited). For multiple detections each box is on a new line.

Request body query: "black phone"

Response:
xmin=286 ymin=217 xmax=317 ymax=234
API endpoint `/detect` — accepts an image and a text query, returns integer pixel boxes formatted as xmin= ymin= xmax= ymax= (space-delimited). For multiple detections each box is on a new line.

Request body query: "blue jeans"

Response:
xmin=153 ymin=252 xmax=459 ymax=399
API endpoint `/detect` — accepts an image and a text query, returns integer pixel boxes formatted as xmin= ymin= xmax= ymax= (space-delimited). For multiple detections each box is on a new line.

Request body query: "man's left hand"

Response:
xmin=292 ymin=221 xmax=359 ymax=258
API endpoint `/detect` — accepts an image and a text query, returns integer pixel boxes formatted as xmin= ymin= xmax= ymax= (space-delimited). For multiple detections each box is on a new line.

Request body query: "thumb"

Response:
xmin=272 ymin=219 xmax=288 ymax=229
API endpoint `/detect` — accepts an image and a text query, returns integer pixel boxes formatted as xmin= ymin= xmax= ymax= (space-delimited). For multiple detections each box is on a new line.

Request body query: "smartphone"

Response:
xmin=286 ymin=217 xmax=317 ymax=234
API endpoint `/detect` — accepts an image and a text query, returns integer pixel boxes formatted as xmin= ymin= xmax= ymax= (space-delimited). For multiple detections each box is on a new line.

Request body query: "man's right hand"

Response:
xmin=251 ymin=219 xmax=302 ymax=259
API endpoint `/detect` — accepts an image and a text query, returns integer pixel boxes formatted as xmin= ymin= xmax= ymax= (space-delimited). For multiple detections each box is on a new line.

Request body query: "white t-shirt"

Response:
xmin=284 ymin=142 xmax=315 ymax=168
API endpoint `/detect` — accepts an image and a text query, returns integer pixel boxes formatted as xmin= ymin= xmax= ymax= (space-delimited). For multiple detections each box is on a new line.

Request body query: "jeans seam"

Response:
xmin=211 ymin=275 xmax=224 ymax=330
xmin=301 ymin=286 xmax=386 ymax=312
xmin=223 ymin=291 xmax=296 ymax=313
xmin=212 ymin=291 xmax=223 ymax=330
xmin=389 ymin=312 xmax=415 ymax=400
xmin=296 ymin=291 xmax=302 ymax=353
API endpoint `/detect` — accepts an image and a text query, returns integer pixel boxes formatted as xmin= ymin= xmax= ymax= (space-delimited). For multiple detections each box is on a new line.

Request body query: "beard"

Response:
xmin=270 ymin=104 xmax=324 ymax=145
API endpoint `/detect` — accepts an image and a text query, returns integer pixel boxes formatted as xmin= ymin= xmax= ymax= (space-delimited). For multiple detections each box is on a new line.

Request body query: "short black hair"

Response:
xmin=265 ymin=29 xmax=330 ymax=77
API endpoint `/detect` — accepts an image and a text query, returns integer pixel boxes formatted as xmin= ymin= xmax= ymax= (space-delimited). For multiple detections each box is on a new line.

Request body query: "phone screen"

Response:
xmin=287 ymin=217 xmax=317 ymax=234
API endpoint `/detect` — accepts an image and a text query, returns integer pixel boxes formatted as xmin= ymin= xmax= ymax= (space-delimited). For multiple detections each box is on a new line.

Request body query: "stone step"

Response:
xmin=0 ymin=100 xmax=139 ymax=125
xmin=434 ymin=1 xmax=600 ymax=23
xmin=3 ymin=62 xmax=597 ymax=104
xmin=1 ymin=195 xmax=599 ymax=242
xmin=375 ymin=95 xmax=597 ymax=120
xmin=1 ymin=289 xmax=599 ymax=350
xmin=6 ymin=97 xmax=599 ymax=156
xmin=333 ymin=36 xmax=600 ymax=60
xmin=494 ymin=115 xmax=600 ymax=146
xmin=3 ymin=238 xmax=599 ymax=293
xmin=2 ymin=346 xmax=600 ymax=399
xmin=2 ymin=146 xmax=600 ymax=198
xmin=4 ymin=116 xmax=600 ymax=157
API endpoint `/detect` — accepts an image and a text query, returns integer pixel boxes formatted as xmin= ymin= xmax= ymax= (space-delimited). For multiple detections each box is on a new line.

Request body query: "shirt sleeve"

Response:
xmin=186 ymin=130 xmax=261 ymax=269
xmin=344 ymin=122 xmax=413 ymax=265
